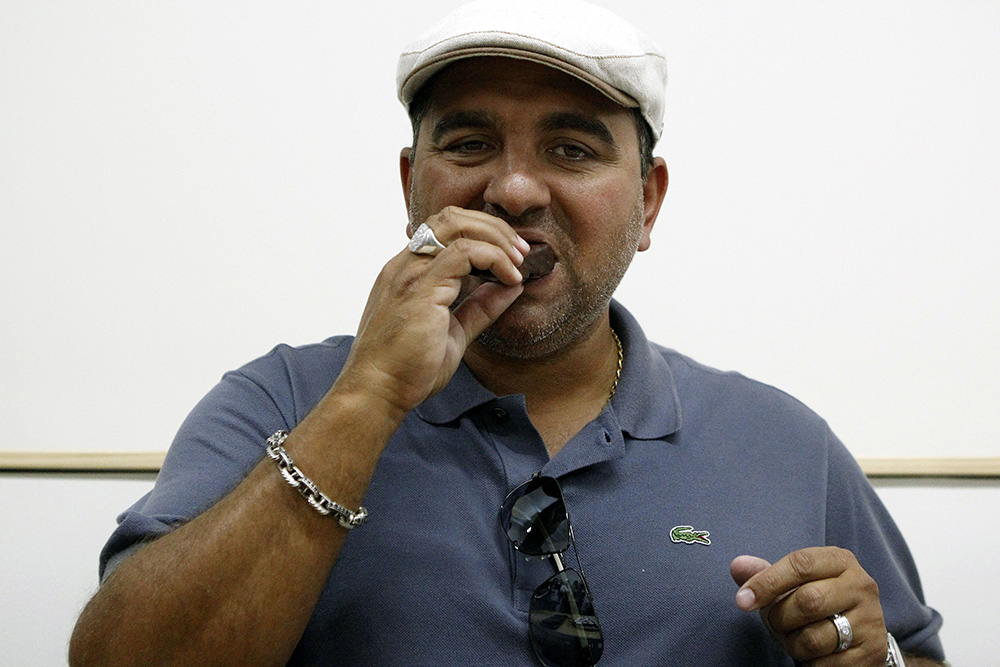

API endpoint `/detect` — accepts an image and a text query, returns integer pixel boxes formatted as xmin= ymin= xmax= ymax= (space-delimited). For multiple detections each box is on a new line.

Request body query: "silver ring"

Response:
xmin=407 ymin=223 xmax=446 ymax=256
xmin=830 ymin=613 xmax=853 ymax=653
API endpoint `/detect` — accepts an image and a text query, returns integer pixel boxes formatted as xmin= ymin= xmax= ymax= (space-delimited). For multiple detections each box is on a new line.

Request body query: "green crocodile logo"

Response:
xmin=670 ymin=525 xmax=711 ymax=546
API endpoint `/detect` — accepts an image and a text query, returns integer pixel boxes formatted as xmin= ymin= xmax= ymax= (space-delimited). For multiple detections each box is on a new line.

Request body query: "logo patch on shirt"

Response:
xmin=670 ymin=525 xmax=711 ymax=546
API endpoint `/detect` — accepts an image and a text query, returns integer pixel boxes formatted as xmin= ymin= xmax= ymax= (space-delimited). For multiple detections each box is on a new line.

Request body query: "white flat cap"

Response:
xmin=396 ymin=0 xmax=667 ymax=141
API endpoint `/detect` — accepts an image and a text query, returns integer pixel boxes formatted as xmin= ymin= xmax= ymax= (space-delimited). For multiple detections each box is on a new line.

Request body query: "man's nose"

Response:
xmin=482 ymin=155 xmax=551 ymax=219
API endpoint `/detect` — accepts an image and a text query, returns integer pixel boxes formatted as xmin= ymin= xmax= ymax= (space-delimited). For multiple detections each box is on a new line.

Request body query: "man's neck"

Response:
xmin=463 ymin=313 xmax=620 ymax=456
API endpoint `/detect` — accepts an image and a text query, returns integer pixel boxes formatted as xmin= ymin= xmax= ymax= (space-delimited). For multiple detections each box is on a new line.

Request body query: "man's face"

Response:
xmin=402 ymin=57 xmax=663 ymax=359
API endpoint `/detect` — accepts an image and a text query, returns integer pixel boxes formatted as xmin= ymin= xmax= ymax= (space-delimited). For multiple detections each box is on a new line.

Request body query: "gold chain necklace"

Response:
xmin=608 ymin=327 xmax=623 ymax=402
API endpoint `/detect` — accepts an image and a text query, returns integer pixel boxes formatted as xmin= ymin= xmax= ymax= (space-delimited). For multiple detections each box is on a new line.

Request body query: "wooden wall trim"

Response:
xmin=858 ymin=457 xmax=1000 ymax=478
xmin=2 ymin=452 xmax=999 ymax=478
xmin=0 ymin=451 xmax=166 ymax=473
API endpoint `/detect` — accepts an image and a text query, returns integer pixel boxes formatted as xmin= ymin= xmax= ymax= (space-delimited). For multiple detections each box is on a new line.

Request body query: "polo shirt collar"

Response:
xmin=607 ymin=300 xmax=682 ymax=440
xmin=414 ymin=361 xmax=496 ymax=424
xmin=415 ymin=300 xmax=682 ymax=441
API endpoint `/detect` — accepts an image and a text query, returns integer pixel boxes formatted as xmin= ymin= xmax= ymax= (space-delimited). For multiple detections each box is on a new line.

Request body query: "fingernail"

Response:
xmin=515 ymin=235 xmax=530 ymax=254
xmin=736 ymin=587 xmax=756 ymax=611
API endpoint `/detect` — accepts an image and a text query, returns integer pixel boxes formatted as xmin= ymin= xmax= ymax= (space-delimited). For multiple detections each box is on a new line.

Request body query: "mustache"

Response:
xmin=480 ymin=203 xmax=556 ymax=230
xmin=407 ymin=203 xmax=556 ymax=234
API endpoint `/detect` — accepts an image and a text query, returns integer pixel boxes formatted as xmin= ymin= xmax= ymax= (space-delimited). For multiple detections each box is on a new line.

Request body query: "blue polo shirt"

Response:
xmin=101 ymin=301 xmax=944 ymax=664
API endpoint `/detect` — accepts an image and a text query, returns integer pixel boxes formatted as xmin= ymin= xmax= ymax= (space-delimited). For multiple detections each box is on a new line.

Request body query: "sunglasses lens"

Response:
xmin=501 ymin=477 xmax=571 ymax=555
xmin=529 ymin=569 xmax=603 ymax=667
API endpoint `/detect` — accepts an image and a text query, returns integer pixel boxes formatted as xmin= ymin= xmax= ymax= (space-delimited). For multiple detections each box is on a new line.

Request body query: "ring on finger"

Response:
xmin=408 ymin=223 xmax=446 ymax=256
xmin=830 ymin=613 xmax=853 ymax=653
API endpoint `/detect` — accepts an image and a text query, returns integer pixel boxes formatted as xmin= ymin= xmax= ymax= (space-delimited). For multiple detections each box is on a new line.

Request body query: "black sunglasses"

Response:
xmin=499 ymin=475 xmax=603 ymax=667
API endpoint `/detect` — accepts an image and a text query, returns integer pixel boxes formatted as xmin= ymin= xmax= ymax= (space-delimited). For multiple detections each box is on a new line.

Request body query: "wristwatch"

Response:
xmin=886 ymin=633 xmax=906 ymax=667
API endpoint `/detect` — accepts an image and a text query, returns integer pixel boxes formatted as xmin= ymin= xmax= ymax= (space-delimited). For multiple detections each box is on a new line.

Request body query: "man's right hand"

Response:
xmin=68 ymin=207 xmax=530 ymax=667
xmin=334 ymin=205 xmax=529 ymax=418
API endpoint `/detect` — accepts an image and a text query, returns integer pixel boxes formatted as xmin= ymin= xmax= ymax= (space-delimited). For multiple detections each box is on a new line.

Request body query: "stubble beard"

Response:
xmin=407 ymin=189 xmax=645 ymax=361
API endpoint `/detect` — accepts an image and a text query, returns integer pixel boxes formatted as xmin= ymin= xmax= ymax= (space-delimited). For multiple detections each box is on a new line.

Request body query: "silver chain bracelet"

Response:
xmin=265 ymin=430 xmax=368 ymax=529
xmin=886 ymin=633 xmax=906 ymax=667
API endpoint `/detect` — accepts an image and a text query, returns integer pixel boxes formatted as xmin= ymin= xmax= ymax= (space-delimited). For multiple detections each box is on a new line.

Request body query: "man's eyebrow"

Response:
xmin=540 ymin=112 xmax=616 ymax=146
xmin=430 ymin=110 xmax=497 ymax=144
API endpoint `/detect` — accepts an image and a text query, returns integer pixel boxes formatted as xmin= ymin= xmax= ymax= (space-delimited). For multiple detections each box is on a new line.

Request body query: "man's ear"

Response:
xmin=400 ymin=147 xmax=413 ymax=216
xmin=638 ymin=157 xmax=668 ymax=252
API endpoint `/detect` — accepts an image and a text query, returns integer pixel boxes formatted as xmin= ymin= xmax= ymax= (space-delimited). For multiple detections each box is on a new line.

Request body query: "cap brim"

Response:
xmin=399 ymin=47 xmax=639 ymax=110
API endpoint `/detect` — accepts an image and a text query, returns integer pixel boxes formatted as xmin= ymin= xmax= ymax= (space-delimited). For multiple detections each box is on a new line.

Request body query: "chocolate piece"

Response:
xmin=472 ymin=244 xmax=556 ymax=282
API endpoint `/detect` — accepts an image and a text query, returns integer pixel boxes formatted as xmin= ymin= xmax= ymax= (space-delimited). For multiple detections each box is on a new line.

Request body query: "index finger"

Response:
xmin=735 ymin=547 xmax=855 ymax=612
xmin=412 ymin=206 xmax=531 ymax=264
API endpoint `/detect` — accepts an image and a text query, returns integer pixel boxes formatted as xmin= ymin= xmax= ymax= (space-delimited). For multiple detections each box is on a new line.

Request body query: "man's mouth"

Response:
xmin=473 ymin=244 xmax=556 ymax=283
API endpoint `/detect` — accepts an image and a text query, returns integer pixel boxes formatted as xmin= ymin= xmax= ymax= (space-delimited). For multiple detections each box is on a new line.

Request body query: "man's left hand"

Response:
xmin=731 ymin=548 xmax=887 ymax=665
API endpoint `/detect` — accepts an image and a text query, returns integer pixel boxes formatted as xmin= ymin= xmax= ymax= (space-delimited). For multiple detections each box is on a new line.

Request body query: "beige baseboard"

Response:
xmin=0 ymin=451 xmax=166 ymax=473
xmin=858 ymin=457 xmax=1000 ymax=478
xmin=1 ymin=451 xmax=999 ymax=478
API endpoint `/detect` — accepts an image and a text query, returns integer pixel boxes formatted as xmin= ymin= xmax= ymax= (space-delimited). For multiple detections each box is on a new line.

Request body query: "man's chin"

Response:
xmin=459 ymin=273 xmax=611 ymax=360
xmin=474 ymin=305 xmax=565 ymax=360
xmin=474 ymin=295 xmax=603 ymax=360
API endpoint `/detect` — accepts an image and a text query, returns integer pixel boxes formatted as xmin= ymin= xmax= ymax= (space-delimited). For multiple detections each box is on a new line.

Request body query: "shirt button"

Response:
xmin=492 ymin=407 xmax=508 ymax=422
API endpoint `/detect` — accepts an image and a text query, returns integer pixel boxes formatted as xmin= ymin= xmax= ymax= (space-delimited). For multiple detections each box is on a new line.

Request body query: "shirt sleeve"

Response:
xmin=98 ymin=338 xmax=352 ymax=581
xmin=99 ymin=366 xmax=286 ymax=581
xmin=823 ymin=430 xmax=945 ymax=661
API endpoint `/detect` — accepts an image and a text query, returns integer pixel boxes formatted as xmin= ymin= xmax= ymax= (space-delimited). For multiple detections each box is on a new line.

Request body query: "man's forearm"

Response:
xmin=69 ymin=388 xmax=402 ymax=667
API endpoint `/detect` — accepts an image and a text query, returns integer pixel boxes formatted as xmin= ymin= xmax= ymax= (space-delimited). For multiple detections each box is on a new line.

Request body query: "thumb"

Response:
xmin=451 ymin=281 xmax=524 ymax=343
xmin=730 ymin=555 xmax=771 ymax=587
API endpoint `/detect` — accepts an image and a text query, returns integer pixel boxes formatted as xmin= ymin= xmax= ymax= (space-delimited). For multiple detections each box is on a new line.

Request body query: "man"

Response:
xmin=70 ymin=1 xmax=945 ymax=665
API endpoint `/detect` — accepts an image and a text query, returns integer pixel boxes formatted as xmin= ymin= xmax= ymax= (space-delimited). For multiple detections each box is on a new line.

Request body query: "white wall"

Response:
xmin=0 ymin=475 xmax=994 ymax=666
xmin=2 ymin=0 xmax=998 ymax=460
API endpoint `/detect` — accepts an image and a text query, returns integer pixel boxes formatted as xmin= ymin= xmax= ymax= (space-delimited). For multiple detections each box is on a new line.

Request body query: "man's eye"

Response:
xmin=447 ymin=139 xmax=490 ymax=154
xmin=551 ymin=144 xmax=590 ymax=160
